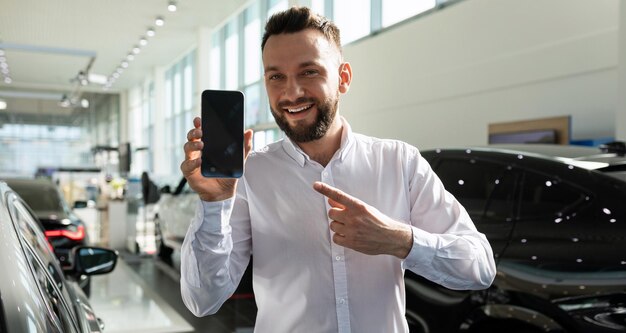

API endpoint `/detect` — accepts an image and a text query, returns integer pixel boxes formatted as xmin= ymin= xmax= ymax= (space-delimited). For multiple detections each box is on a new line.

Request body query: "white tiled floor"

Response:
xmin=89 ymin=259 xmax=194 ymax=333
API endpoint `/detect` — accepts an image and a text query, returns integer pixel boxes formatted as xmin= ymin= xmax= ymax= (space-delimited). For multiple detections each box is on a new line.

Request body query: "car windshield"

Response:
xmin=15 ymin=186 xmax=64 ymax=213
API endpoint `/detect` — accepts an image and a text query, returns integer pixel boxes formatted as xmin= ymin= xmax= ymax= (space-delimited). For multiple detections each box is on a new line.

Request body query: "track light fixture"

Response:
xmin=167 ymin=1 xmax=177 ymax=12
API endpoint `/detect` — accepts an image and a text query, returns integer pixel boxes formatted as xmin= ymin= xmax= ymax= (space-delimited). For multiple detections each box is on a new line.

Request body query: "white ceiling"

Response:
xmin=0 ymin=0 xmax=248 ymax=118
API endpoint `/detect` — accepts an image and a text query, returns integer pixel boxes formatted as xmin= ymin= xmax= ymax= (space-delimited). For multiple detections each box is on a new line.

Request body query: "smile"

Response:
xmin=286 ymin=104 xmax=313 ymax=113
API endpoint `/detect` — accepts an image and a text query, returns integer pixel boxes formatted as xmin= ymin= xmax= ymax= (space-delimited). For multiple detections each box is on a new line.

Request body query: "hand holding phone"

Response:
xmin=201 ymin=90 xmax=245 ymax=178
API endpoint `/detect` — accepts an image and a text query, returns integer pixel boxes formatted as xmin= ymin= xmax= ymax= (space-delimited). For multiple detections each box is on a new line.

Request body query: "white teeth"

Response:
xmin=287 ymin=105 xmax=312 ymax=113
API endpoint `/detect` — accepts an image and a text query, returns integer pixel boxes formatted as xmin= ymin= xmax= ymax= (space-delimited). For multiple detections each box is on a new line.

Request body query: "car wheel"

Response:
xmin=154 ymin=216 xmax=174 ymax=261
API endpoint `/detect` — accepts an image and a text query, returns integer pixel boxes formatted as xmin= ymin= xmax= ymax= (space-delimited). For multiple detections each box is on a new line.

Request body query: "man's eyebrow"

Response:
xmin=264 ymin=61 xmax=322 ymax=73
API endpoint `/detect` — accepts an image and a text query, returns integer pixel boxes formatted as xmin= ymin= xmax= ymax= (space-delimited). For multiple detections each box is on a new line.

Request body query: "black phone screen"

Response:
xmin=201 ymin=90 xmax=244 ymax=178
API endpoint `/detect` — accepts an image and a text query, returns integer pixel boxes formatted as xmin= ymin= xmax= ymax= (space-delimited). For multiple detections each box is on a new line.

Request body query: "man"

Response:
xmin=180 ymin=6 xmax=496 ymax=333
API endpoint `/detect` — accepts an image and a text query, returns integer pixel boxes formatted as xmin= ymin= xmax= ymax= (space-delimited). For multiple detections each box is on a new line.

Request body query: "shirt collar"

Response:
xmin=281 ymin=116 xmax=355 ymax=167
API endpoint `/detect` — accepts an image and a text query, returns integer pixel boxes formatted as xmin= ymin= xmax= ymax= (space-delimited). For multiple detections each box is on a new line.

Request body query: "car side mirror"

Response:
xmin=73 ymin=200 xmax=88 ymax=209
xmin=72 ymin=246 xmax=118 ymax=276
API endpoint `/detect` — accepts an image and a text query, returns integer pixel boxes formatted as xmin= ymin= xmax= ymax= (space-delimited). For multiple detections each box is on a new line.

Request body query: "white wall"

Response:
xmin=618 ymin=0 xmax=626 ymax=140
xmin=341 ymin=0 xmax=620 ymax=149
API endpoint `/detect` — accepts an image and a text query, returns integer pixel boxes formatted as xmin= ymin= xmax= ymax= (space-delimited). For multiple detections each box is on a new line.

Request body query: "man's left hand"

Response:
xmin=313 ymin=181 xmax=413 ymax=259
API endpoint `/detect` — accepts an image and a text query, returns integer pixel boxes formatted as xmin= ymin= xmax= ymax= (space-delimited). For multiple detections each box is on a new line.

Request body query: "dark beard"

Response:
xmin=271 ymin=94 xmax=338 ymax=143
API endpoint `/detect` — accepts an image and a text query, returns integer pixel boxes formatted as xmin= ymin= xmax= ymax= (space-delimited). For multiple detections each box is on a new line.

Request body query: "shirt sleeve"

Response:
xmin=180 ymin=183 xmax=252 ymax=317
xmin=401 ymin=149 xmax=497 ymax=290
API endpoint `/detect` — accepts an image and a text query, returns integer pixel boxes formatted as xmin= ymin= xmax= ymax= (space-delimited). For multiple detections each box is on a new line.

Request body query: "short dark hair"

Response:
xmin=261 ymin=6 xmax=342 ymax=53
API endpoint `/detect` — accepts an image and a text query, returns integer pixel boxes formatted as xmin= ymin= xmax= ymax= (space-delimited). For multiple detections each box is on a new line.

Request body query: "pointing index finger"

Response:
xmin=313 ymin=182 xmax=356 ymax=208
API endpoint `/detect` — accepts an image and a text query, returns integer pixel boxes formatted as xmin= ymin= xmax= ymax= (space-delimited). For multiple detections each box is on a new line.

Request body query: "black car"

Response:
xmin=403 ymin=143 xmax=626 ymax=332
xmin=0 ymin=181 xmax=118 ymax=333
xmin=4 ymin=178 xmax=90 ymax=268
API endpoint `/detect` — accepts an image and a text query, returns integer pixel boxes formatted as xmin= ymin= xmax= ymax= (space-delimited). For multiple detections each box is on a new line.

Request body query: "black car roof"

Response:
xmin=427 ymin=144 xmax=626 ymax=172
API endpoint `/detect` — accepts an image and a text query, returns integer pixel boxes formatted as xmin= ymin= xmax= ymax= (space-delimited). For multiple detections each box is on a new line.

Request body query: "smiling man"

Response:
xmin=180 ymin=6 xmax=496 ymax=333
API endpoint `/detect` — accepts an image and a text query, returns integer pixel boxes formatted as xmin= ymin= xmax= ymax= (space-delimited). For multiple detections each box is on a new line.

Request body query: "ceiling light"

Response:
xmin=132 ymin=46 xmax=141 ymax=54
xmin=121 ymin=61 xmax=129 ymax=68
xmin=167 ymin=1 xmax=177 ymax=12
xmin=139 ymin=37 xmax=148 ymax=46
xmin=112 ymin=72 xmax=120 ymax=79
xmin=77 ymin=71 xmax=88 ymax=86
xmin=88 ymin=73 xmax=109 ymax=85
xmin=3 ymin=77 xmax=12 ymax=84
xmin=80 ymin=98 xmax=89 ymax=108
xmin=146 ymin=28 xmax=156 ymax=37
xmin=126 ymin=53 xmax=135 ymax=61
xmin=155 ymin=16 xmax=165 ymax=26
xmin=59 ymin=95 xmax=71 ymax=108
xmin=116 ymin=67 xmax=124 ymax=74
xmin=0 ymin=99 xmax=6 ymax=110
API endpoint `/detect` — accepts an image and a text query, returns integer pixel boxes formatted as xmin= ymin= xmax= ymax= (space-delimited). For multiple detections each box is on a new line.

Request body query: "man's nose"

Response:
xmin=283 ymin=77 xmax=304 ymax=100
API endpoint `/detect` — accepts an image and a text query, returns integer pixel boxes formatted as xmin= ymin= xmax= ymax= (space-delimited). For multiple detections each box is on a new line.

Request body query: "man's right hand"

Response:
xmin=181 ymin=117 xmax=253 ymax=202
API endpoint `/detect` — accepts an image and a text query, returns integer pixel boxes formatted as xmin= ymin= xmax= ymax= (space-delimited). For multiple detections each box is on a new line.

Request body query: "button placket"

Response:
xmin=321 ymin=166 xmax=351 ymax=332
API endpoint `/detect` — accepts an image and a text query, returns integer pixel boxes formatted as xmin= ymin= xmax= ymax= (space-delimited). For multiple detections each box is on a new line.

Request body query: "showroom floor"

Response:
xmin=83 ymin=207 xmax=258 ymax=333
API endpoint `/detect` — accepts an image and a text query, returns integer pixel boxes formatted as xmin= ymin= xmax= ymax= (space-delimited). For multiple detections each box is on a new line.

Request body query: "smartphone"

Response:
xmin=201 ymin=89 xmax=245 ymax=178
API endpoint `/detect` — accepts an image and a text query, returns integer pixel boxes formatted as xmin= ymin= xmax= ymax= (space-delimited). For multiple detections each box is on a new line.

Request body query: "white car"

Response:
xmin=154 ymin=177 xmax=196 ymax=260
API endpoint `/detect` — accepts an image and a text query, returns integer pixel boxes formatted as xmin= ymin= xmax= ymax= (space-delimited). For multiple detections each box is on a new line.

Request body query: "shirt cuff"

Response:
xmin=192 ymin=198 xmax=235 ymax=233
xmin=401 ymin=226 xmax=438 ymax=270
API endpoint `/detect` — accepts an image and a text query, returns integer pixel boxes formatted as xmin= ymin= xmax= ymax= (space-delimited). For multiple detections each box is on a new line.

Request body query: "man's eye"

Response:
xmin=303 ymin=70 xmax=318 ymax=76
xmin=268 ymin=74 xmax=283 ymax=80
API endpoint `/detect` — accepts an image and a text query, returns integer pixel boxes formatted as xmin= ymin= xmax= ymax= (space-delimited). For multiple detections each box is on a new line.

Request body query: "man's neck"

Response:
xmin=296 ymin=117 xmax=343 ymax=167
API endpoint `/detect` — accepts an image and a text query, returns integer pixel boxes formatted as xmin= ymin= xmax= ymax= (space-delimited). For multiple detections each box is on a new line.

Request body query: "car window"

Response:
xmin=434 ymin=158 xmax=515 ymax=220
xmin=10 ymin=199 xmax=80 ymax=333
xmin=519 ymin=171 xmax=587 ymax=218
xmin=12 ymin=185 xmax=65 ymax=213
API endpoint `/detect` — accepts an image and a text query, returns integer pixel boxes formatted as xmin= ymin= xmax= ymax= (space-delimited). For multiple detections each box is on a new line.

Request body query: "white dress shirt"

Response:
xmin=181 ymin=117 xmax=496 ymax=333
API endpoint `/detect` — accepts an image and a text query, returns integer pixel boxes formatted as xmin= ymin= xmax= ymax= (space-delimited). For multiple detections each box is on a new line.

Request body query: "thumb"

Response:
xmin=328 ymin=197 xmax=345 ymax=209
xmin=243 ymin=129 xmax=254 ymax=160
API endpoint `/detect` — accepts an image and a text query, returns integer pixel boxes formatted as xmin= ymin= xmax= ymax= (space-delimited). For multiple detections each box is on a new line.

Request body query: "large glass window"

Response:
xmin=225 ymin=20 xmax=239 ymax=90
xmin=163 ymin=50 xmax=197 ymax=174
xmin=333 ymin=0 xmax=371 ymax=44
xmin=202 ymin=0 xmax=457 ymax=154
xmin=244 ymin=2 xmax=261 ymax=85
xmin=382 ymin=0 xmax=436 ymax=28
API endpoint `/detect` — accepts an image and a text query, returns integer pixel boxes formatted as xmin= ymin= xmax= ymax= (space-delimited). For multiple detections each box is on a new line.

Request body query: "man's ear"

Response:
xmin=338 ymin=62 xmax=352 ymax=94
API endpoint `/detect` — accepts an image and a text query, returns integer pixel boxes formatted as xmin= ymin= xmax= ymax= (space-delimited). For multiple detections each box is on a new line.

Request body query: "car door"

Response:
xmin=505 ymin=168 xmax=592 ymax=270
xmin=429 ymin=155 xmax=519 ymax=258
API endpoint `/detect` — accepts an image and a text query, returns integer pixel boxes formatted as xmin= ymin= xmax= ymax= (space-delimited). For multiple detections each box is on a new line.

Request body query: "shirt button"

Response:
xmin=335 ymin=255 xmax=342 ymax=261
xmin=338 ymin=298 xmax=346 ymax=304
xmin=322 ymin=171 xmax=328 ymax=177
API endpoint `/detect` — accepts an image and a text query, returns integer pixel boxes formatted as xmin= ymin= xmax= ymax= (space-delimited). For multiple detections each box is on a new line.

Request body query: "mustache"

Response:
xmin=277 ymin=97 xmax=317 ymax=109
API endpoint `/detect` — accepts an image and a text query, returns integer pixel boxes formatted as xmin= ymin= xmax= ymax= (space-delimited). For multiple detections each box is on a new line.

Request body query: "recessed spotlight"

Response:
xmin=139 ymin=37 xmax=148 ymax=46
xmin=121 ymin=61 xmax=129 ymax=68
xmin=155 ymin=16 xmax=165 ymax=26
xmin=126 ymin=53 xmax=135 ymax=61
xmin=132 ymin=46 xmax=141 ymax=55
xmin=0 ymin=99 xmax=7 ymax=110
xmin=112 ymin=72 xmax=120 ymax=79
xmin=4 ymin=77 xmax=12 ymax=84
xmin=146 ymin=28 xmax=156 ymax=37
xmin=168 ymin=1 xmax=177 ymax=12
